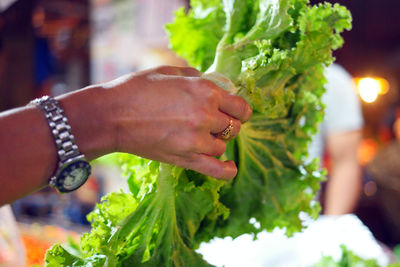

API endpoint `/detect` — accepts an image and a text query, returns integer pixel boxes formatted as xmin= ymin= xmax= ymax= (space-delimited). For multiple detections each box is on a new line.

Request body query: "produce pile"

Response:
xmin=45 ymin=0 xmax=351 ymax=266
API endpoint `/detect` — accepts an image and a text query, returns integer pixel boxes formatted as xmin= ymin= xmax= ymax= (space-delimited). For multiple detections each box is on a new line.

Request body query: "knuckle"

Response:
xmin=180 ymin=132 xmax=202 ymax=152
xmin=187 ymin=78 xmax=220 ymax=104
xmin=202 ymin=87 xmax=220 ymax=106
xmin=183 ymin=77 xmax=201 ymax=94
xmin=198 ymin=78 xmax=213 ymax=87
xmin=208 ymin=87 xmax=220 ymax=101
xmin=194 ymin=78 xmax=216 ymax=95
xmin=189 ymin=107 xmax=210 ymax=128
xmin=178 ymin=134 xmax=194 ymax=151
xmin=199 ymin=110 xmax=212 ymax=125
xmin=192 ymin=137 xmax=204 ymax=152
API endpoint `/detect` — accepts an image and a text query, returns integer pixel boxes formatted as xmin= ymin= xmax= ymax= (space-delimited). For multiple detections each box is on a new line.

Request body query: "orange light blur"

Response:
xmin=354 ymin=76 xmax=389 ymax=103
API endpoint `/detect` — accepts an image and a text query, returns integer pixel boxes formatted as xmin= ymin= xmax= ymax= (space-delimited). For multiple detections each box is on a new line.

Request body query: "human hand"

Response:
xmin=102 ymin=66 xmax=252 ymax=179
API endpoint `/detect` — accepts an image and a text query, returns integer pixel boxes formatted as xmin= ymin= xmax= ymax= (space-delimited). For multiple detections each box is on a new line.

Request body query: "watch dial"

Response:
xmin=64 ymin=168 xmax=88 ymax=190
xmin=59 ymin=160 xmax=91 ymax=192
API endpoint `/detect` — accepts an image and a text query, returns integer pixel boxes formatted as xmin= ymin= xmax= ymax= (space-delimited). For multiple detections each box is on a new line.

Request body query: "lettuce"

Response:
xmin=314 ymin=245 xmax=400 ymax=267
xmin=45 ymin=0 xmax=351 ymax=266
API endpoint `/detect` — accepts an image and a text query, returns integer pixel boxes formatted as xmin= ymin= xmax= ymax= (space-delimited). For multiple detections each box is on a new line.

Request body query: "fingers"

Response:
xmin=194 ymin=76 xmax=252 ymax=123
xmin=155 ymin=65 xmax=201 ymax=77
xmin=154 ymin=67 xmax=252 ymax=126
xmin=210 ymin=112 xmax=241 ymax=140
xmin=200 ymin=136 xmax=227 ymax=157
xmin=179 ymin=134 xmax=237 ymax=179
xmin=218 ymin=92 xmax=252 ymax=123
xmin=185 ymin=154 xmax=237 ymax=179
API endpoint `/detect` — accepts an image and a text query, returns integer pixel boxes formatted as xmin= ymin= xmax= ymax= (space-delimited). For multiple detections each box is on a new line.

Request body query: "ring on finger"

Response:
xmin=217 ymin=119 xmax=234 ymax=140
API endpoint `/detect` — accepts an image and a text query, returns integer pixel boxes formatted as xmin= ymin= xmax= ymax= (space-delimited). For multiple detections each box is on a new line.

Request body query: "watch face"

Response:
xmin=57 ymin=160 xmax=91 ymax=193
xmin=64 ymin=168 xmax=88 ymax=189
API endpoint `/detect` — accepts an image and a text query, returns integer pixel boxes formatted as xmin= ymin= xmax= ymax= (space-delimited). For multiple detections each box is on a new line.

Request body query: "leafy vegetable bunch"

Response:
xmin=45 ymin=0 xmax=351 ymax=266
xmin=314 ymin=245 xmax=400 ymax=267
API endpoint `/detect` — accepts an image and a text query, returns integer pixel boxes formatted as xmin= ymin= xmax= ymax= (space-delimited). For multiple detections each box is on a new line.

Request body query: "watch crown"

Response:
xmin=49 ymin=176 xmax=57 ymax=187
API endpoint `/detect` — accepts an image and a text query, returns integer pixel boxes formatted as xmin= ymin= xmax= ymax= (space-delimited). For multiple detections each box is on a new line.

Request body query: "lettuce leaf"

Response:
xmin=313 ymin=245 xmax=400 ymax=267
xmin=169 ymin=0 xmax=350 ymax=238
xmin=45 ymin=0 xmax=351 ymax=266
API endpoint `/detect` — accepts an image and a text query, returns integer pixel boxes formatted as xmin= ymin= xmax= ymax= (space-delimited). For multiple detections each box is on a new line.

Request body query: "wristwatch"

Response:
xmin=30 ymin=96 xmax=91 ymax=193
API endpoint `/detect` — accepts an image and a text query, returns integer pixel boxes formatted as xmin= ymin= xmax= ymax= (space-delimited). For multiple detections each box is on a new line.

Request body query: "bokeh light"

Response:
xmin=354 ymin=77 xmax=389 ymax=103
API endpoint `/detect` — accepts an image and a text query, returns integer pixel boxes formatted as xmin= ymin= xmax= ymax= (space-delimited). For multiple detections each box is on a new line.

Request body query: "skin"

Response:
xmin=0 ymin=66 xmax=252 ymax=205
xmin=324 ymin=130 xmax=362 ymax=215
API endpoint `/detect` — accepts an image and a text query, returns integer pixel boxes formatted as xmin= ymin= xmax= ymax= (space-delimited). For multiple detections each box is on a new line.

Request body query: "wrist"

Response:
xmin=57 ymin=85 xmax=115 ymax=161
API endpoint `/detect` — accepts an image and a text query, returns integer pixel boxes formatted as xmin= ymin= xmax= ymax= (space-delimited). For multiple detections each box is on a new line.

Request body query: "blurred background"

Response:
xmin=0 ymin=0 xmax=400 ymax=266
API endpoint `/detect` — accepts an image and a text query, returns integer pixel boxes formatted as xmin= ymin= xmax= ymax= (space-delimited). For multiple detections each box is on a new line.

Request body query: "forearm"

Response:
xmin=0 ymin=66 xmax=252 ymax=205
xmin=0 ymin=105 xmax=57 ymax=204
xmin=324 ymin=160 xmax=362 ymax=215
xmin=324 ymin=130 xmax=362 ymax=215
xmin=0 ymin=86 xmax=113 ymax=205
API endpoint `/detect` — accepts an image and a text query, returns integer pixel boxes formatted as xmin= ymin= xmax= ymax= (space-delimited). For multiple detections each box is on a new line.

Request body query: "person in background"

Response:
xmin=308 ymin=63 xmax=364 ymax=215
xmin=366 ymin=117 xmax=400 ymax=245
xmin=0 ymin=65 xmax=252 ymax=206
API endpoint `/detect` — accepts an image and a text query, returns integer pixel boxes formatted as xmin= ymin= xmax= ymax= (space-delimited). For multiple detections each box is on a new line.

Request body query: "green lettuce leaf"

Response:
xmin=45 ymin=0 xmax=352 ymax=266
xmin=313 ymin=245 xmax=400 ymax=267
xmin=171 ymin=0 xmax=350 ymax=238
xmin=45 ymin=244 xmax=106 ymax=267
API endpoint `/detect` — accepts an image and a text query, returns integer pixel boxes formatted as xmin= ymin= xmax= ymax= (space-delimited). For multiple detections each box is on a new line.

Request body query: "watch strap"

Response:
xmin=30 ymin=96 xmax=87 ymax=189
xmin=31 ymin=96 xmax=82 ymax=163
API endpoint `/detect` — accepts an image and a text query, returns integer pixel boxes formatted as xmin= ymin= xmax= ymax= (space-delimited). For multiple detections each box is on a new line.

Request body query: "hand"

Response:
xmin=102 ymin=66 xmax=252 ymax=179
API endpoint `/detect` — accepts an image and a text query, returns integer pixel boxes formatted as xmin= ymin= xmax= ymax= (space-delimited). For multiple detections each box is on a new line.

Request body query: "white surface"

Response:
xmin=198 ymin=215 xmax=388 ymax=267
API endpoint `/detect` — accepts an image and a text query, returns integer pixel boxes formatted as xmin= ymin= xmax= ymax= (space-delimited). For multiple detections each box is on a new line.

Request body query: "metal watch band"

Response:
xmin=30 ymin=96 xmax=81 ymax=164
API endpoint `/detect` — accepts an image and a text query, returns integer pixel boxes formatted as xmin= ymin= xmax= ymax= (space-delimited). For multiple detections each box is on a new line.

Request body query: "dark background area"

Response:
xmin=321 ymin=0 xmax=400 ymax=78
xmin=312 ymin=0 xmax=400 ymax=136
xmin=0 ymin=0 xmax=90 ymax=111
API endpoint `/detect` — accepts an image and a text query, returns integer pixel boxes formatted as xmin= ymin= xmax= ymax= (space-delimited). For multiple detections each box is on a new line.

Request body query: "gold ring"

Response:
xmin=218 ymin=119 xmax=233 ymax=140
